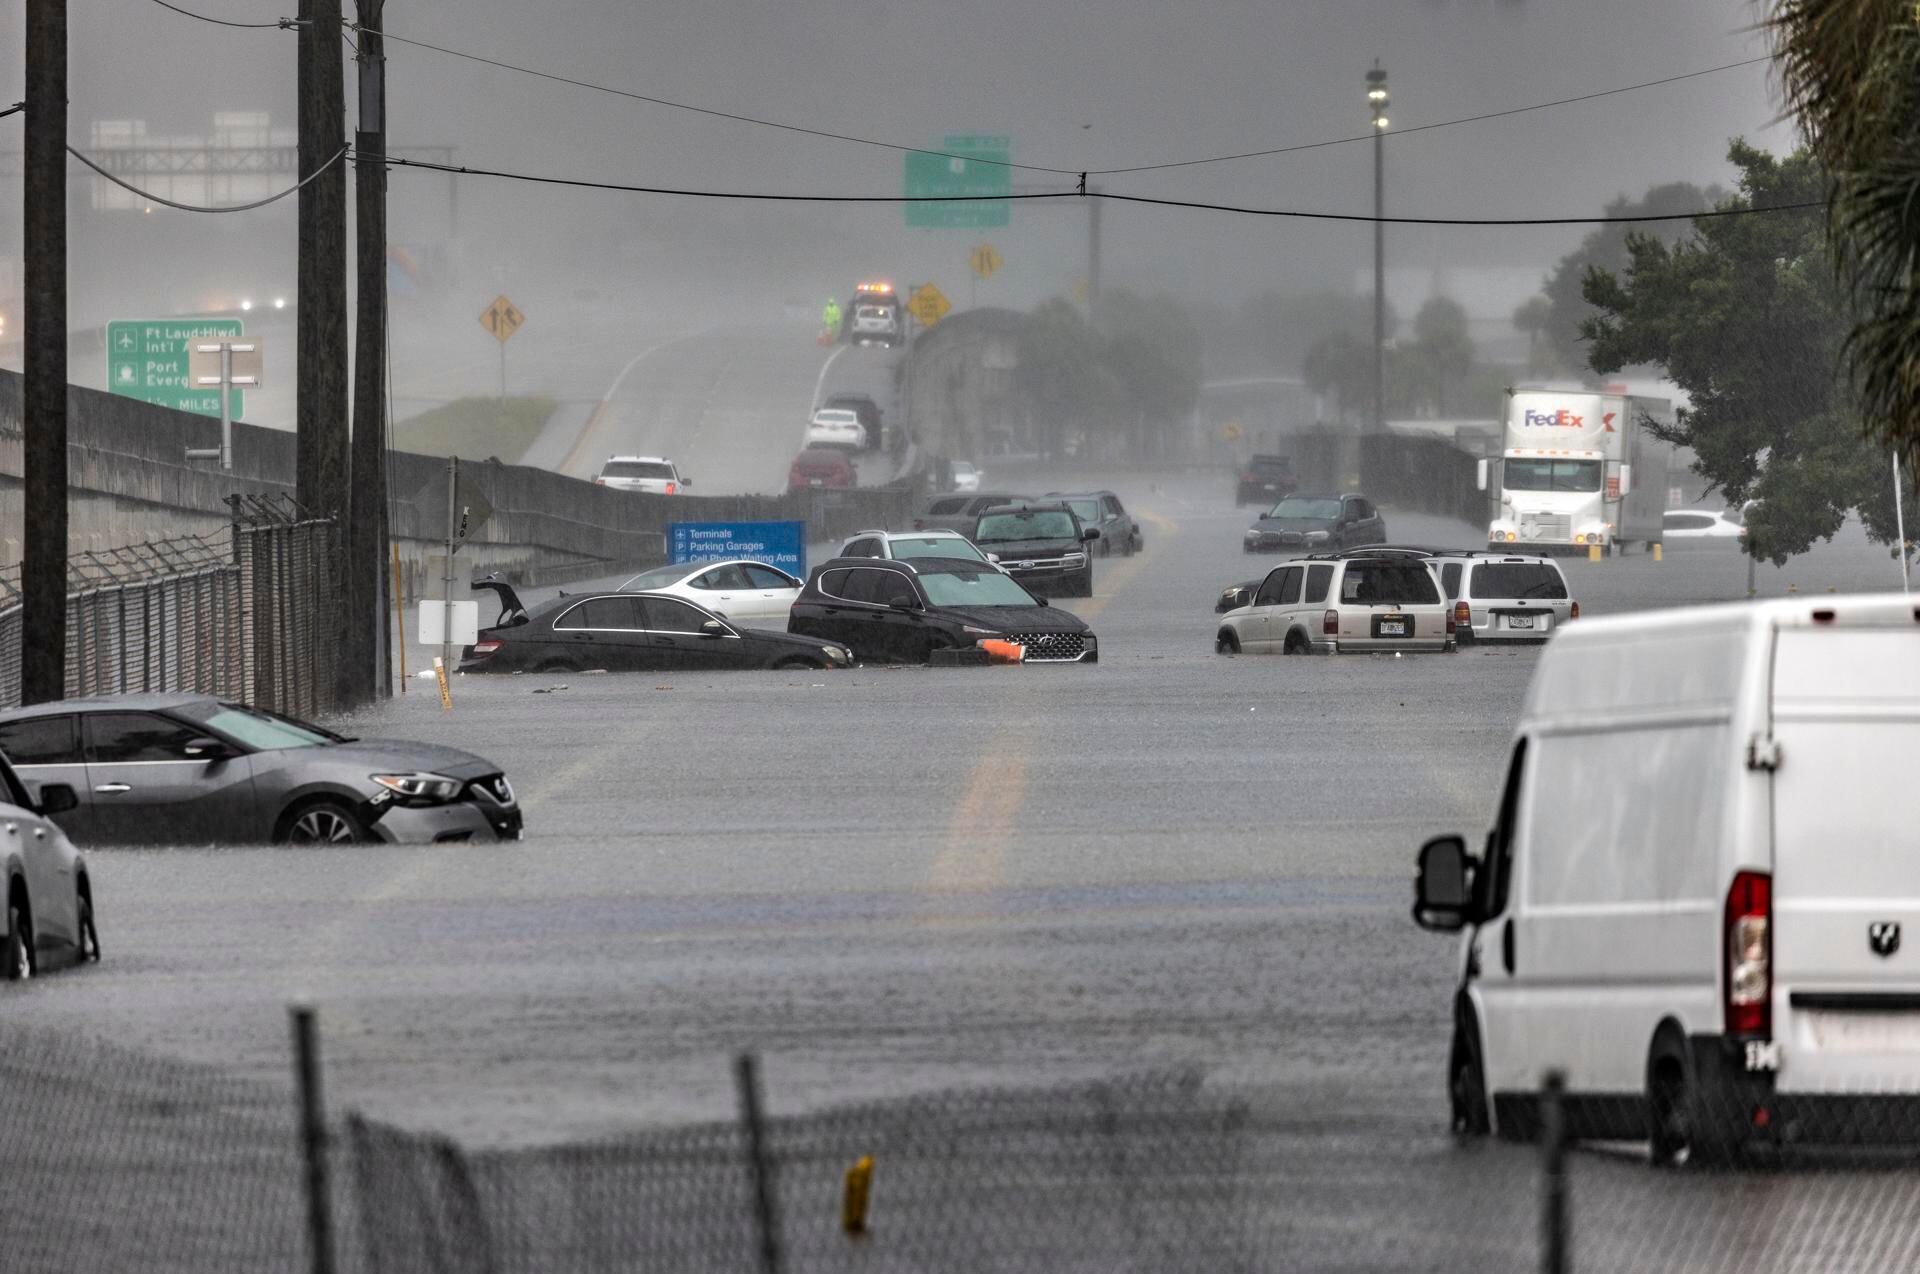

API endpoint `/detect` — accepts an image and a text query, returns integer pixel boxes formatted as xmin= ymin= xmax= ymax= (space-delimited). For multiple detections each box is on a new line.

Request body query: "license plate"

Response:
xmin=1375 ymin=615 xmax=1410 ymax=638
xmin=1505 ymin=615 xmax=1536 ymax=630
xmin=808 ymin=478 xmax=824 ymax=487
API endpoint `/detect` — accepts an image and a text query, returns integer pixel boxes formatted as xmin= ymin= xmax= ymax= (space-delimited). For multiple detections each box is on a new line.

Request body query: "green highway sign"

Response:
xmin=905 ymin=134 xmax=1011 ymax=229
xmin=106 ymin=318 xmax=246 ymax=418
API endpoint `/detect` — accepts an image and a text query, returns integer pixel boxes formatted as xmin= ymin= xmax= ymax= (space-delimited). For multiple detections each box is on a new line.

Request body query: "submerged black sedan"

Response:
xmin=461 ymin=583 xmax=852 ymax=674
xmin=788 ymin=556 xmax=1097 ymax=663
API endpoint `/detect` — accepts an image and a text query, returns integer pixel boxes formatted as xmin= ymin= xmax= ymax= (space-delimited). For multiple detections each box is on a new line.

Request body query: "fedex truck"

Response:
xmin=1477 ymin=389 xmax=1672 ymax=553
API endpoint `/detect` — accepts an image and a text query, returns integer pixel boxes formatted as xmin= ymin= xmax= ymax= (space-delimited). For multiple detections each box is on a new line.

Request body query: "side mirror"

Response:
xmin=1616 ymin=463 xmax=1632 ymax=496
xmin=1475 ymin=459 xmax=1489 ymax=492
xmin=1413 ymin=835 xmax=1477 ymax=931
xmin=33 ymin=782 xmax=78 ymax=817
xmin=680 ymin=478 xmax=693 ymax=489
xmin=887 ymin=594 xmax=920 ymax=611
xmin=699 ymin=619 xmax=728 ymax=637
xmin=1081 ymin=527 xmax=1100 ymax=542
xmin=184 ymin=736 xmax=234 ymax=761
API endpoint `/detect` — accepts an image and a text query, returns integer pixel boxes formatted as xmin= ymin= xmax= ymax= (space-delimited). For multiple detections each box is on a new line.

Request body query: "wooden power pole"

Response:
xmin=297 ymin=0 xmax=352 ymax=699
xmin=21 ymin=0 xmax=68 ymax=705
xmin=349 ymin=0 xmax=388 ymax=700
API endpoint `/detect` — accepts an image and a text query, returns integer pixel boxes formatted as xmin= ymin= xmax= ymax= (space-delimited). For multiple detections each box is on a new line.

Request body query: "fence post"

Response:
xmin=1540 ymin=1070 xmax=1569 ymax=1274
xmin=291 ymin=1004 xmax=338 ymax=1274
xmin=735 ymin=1052 xmax=782 ymax=1274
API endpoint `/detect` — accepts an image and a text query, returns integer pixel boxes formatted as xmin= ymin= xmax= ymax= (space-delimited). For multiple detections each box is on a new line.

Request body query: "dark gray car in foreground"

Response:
xmin=0 ymin=694 xmax=522 ymax=846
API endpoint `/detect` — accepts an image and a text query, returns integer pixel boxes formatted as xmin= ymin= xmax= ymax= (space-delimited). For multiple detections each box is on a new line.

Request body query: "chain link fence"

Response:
xmin=1 ymin=1017 xmax=1915 ymax=1274
xmin=0 ymin=495 xmax=337 ymax=716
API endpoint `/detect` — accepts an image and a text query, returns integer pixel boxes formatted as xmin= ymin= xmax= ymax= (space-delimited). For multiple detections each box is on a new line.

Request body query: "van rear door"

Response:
xmin=1769 ymin=623 xmax=1920 ymax=1086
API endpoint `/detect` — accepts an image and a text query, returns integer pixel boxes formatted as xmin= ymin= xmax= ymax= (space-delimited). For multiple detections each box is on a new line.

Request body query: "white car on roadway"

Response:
xmin=1414 ymin=594 xmax=1920 ymax=1162
xmin=616 ymin=559 xmax=803 ymax=625
xmin=1662 ymin=508 xmax=1746 ymax=544
xmin=0 ymin=751 xmax=98 ymax=980
xmin=806 ymin=409 xmax=868 ymax=450
xmin=837 ymin=528 xmax=999 ymax=567
xmin=595 ymin=455 xmax=690 ymax=495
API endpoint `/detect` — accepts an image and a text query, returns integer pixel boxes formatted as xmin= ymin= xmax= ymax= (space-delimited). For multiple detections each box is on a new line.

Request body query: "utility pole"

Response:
xmin=1086 ymin=183 xmax=1102 ymax=323
xmin=1365 ymin=61 xmax=1389 ymax=491
xmin=21 ymin=0 xmax=68 ymax=705
xmin=298 ymin=0 xmax=351 ymax=697
xmin=349 ymin=0 xmax=388 ymax=700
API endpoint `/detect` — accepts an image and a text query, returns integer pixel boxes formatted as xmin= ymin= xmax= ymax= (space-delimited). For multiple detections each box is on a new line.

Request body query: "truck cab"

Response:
xmin=1479 ymin=389 xmax=1671 ymax=554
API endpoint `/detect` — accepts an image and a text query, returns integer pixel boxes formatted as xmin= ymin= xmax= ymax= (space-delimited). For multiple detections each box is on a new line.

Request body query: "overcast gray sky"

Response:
xmin=3 ymin=0 xmax=1794 ymax=327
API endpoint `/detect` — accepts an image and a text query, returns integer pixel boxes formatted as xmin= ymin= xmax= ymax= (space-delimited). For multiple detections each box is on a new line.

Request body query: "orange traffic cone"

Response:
xmin=977 ymin=639 xmax=1026 ymax=664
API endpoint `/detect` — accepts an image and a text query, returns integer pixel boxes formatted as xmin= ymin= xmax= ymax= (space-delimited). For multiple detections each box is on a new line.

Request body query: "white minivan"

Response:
xmin=1413 ymin=594 xmax=1920 ymax=1163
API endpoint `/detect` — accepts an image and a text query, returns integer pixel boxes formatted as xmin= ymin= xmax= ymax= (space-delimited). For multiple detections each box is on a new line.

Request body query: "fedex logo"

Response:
xmin=1523 ymin=408 xmax=1584 ymax=429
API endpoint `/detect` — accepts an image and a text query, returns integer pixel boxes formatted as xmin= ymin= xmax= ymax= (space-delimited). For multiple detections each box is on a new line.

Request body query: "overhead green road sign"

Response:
xmin=905 ymin=135 xmax=1011 ymax=229
xmin=106 ymin=318 xmax=246 ymax=418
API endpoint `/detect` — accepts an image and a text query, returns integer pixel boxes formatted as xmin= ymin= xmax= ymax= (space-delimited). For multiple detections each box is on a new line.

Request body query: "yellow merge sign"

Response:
xmin=968 ymin=244 xmax=1003 ymax=280
xmin=479 ymin=295 xmax=526 ymax=344
xmin=909 ymin=282 xmax=951 ymax=327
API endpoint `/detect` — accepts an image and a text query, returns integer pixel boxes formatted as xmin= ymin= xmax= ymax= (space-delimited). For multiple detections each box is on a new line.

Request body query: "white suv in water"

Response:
xmin=1215 ymin=550 xmax=1454 ymax=655
xmin=594 ymin=455 xmax=689 ymax=495
xmin=1431 ymin=552 xmax=1577 ymax=645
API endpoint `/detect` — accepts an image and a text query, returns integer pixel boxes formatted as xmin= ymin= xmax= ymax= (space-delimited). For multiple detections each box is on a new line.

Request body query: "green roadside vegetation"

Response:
xmin=391 ymin=395 xmax=558 ymax=463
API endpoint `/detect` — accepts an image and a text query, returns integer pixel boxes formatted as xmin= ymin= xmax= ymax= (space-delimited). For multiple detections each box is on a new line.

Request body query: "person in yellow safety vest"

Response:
xmin=822 ymin=298 xmax=842 ymax=336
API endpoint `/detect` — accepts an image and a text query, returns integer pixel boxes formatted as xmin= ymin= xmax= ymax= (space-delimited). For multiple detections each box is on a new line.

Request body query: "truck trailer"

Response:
xmin=1478 ymin=388 xmax=1672 ymax=554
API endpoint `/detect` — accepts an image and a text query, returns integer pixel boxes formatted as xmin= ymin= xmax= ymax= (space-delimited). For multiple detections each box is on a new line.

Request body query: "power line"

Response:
xmin=1098 ymin=189 xmax=1827 ymax=226
xmin=145 ymin=0 xmax=299 ymax=29
xmin=0 ymin=102 xmax=23 ymax=121
xmin=1087 ymin=55 xmax=1775 ymax=175
xmin=349 ymin=23 xmax=1081 ymax=177
xmin=366 ymin=150 xmax=1080 ymax=202
xmin=371 ymin=148 xmax=1826 ymax=225
xmin=67 ymin=143 xmax=348 ymax=212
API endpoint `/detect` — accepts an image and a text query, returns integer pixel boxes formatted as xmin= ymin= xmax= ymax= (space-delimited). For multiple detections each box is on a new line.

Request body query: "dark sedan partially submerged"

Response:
xmin=788 ymin=556 xmax=1097 ymax=663
xmin=461 ymin=581 xmax=852 ymax=674
xmin=0 ymin=693 xmax=521 ymax=845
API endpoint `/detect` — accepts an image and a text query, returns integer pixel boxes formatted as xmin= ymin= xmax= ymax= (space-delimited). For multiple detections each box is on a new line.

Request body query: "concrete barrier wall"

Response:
xmin=0 ymin=371 xmax=912 ymax=588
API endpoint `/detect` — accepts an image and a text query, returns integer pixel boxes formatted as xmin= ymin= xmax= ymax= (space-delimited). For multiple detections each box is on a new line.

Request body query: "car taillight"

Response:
xmin=471 ymin=639 xmax=502 ymax=656
xmin=1322 ymin=609 xmax=1338 ymax=636
xmin=593 ymin=477 xmax=606 ymax=485
xmin=1724 ymin=870 xmax=1772 ymax=1037
xmin=1453 ymin=601 xmax=1470 ymax=626
xmin=1570 ymin=601 xmax=1580 ymax=620
xmin=665 ymin=482 xmax=677 ymax=495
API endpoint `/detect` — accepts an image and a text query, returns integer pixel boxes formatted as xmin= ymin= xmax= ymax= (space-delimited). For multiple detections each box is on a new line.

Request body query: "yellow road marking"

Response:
xmin=1075 ymin=509 xmax=1179 ymax=622
xmin=924 ymin=742 xmax=1029 ymax=907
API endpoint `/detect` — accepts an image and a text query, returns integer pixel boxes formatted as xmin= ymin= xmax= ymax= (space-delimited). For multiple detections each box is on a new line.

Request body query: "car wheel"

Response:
xmin=4 ymin=894 xmax=32 ymax=982
xmin=1283 ymin=630 xmax=1310 ymax=656
xmin=1450 ymin=1020 xmax=1491 ymax=1136
xmin=534 ymin=660 xmax=580 ymax=675
xmin=1648 ymin=1055 xmax=1689 ymax=1166
xmin=771 ymin=655 xmax=823 ymax=670
xmin=1215 ymin=630 xmax=1240 ymax=655
xmin=76 ymin=890 xmax=100 ymax=964
xmin=281 ymin=801 xmax=370 ymax=846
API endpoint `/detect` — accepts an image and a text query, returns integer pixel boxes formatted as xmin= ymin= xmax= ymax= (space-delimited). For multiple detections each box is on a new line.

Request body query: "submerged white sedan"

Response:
xmin=616 ymin=559 xmax=804 ymax=626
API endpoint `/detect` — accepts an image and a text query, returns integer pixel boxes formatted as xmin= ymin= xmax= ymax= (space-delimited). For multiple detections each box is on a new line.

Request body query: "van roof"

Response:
xmin=1522 ymin=594 xmax=1920 ymax=729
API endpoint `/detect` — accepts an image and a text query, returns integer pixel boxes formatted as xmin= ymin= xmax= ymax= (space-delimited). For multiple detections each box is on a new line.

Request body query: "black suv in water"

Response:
xmin=788 ymin=557 xmax=1097 ymax=663
xmin=970 ymin=503 xmax=1099 ymax=598
xmin=1243 ymin=492 xmax=1386 ymax=554
xmin=1235 ymin=454 xmax=1297 ymax=506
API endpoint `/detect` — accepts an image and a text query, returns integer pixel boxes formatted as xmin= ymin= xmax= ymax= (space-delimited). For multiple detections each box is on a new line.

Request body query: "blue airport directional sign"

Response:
xmin=667 ymin=520 xmax=807 ymax=578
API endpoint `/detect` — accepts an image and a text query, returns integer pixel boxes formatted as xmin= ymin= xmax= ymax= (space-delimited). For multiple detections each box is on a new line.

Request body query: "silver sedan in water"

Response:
xmin=0 ymin=693 xmax=522 ymax=846
xmin=0 ymin=751 xmax=98 ymax=979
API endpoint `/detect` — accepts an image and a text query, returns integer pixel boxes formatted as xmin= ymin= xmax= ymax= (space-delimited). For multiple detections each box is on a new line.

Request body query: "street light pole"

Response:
xmin=1367 ymin=61 xmax=1389 ymax=451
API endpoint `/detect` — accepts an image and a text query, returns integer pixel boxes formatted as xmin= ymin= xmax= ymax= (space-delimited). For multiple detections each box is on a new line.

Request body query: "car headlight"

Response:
xmin=1064 ymin=553 xmax=1086 ymax=567
xmin=1304 ymin=531 xmax=1330 ymax=542
xmin=371 ymin=772 xmax=462 ymax=803
xmin=822 ymin=645 xmax=850 ymax=662
xmin=1243 ymin=529 xmax=1260 ymax=539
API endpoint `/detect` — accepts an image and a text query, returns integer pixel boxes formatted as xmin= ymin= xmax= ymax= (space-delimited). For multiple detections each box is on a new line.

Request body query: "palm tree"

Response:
xmin=1772 ymin=0 xmax=1920 ymax=468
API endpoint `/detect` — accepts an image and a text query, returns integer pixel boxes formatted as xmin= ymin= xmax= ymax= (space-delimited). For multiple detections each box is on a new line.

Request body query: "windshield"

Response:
xmin=1266 ymin=497 xmax=1342 ymax=520
xmin=600 ymin=460 xmax=674 ymax=480
xmin=1472 ymin=563 xmax=1568 ymax=599
xmin=179 ymin=702 xmax=338 ymax=750
xmin=1503 ymin=459 xmax=1602 ymax=493
xmin=890 ymin=536 xmax=987 ymax=562
xmin=976 ymin=511 xmax=1078 ymax=542
xmin=619 ymin=564 xmax=690 ymax=591
xmin=918 ymin=568 xmax=1039 ymax=608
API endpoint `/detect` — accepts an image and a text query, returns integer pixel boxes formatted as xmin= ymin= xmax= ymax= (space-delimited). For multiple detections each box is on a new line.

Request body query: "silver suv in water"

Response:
xmin=1430 ymin=552 xmax=1577 ymax=644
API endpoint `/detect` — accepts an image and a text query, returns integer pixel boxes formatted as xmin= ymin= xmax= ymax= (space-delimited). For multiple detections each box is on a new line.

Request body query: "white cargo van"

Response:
xmin=1413 ymin=594 xmax=1920 ymax=1163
